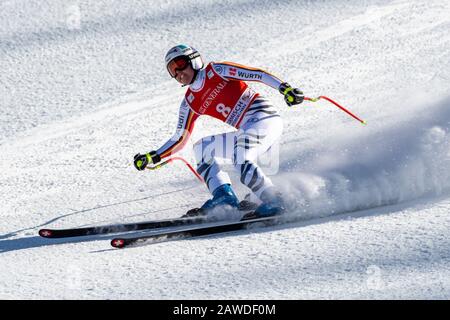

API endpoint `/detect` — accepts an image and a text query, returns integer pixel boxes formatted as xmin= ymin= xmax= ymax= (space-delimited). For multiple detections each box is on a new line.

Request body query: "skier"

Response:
xmin=133 ymin=44 xmax=304 ymax=217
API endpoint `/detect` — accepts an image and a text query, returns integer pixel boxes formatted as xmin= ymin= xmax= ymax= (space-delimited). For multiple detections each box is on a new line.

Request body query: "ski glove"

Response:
xmin=279 ymin=82 xmax=304 ymax=107
xmin=133 ymin=151 xmax=161 ymax=171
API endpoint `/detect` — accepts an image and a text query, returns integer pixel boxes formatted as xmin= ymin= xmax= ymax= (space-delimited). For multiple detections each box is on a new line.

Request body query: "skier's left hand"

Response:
xmin=279 ymin=82 xmax=304 ymax=106
xmin=133 ymin=151 xmax=161 ymax=171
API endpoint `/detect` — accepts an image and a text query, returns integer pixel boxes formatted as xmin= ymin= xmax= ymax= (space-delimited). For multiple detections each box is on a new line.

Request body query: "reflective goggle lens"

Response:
xmin=167 ymin=57 xmax=189 ymax=77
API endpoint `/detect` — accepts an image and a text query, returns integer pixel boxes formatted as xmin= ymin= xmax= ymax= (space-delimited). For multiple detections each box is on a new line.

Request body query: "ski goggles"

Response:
xmin=167 ymin=52 xmax=200 ymax=78
xmin=167 ymin=56 xmax=189 ymax=78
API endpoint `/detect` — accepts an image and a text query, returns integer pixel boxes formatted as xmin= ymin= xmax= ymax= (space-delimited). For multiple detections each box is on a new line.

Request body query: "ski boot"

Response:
xmin=253 ymin=187 xmax=286 ymax=218
xmin=201 ymin=184 xmax=240 ymax=210
xmin=182 ymin=184 xmax=239 ymax=218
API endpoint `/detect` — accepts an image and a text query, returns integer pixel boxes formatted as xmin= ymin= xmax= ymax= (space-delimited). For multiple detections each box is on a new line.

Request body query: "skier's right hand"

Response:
xmin=133 ymin=151 xmax=161 ymax=171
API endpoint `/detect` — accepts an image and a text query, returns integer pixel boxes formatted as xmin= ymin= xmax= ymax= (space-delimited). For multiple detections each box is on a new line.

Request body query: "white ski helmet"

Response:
xmin=165 ymin=44 xmax=204 ymax=77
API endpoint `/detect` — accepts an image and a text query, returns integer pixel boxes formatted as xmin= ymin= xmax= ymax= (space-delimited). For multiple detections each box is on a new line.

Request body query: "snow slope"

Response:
xmin=1 ymin=0 xmax=450 ymax=299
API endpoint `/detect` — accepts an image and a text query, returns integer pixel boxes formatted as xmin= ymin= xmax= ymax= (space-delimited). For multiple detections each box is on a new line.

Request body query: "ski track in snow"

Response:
xmin=1 ymin=0 xmax=450 ymax=299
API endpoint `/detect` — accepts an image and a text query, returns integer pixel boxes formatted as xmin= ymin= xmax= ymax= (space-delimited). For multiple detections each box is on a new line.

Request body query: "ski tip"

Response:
xmin=39 ymin=229 xmax=53 ymax=238
xmin=111 ymin=238 xmax=126 ymax=249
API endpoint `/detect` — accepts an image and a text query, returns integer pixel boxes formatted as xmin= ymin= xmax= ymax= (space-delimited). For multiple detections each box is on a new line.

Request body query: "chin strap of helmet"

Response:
xmin=179 ymin=51 xmax=203 ymax=87
xmin=189 ymin=69 xmax=199 ymax=85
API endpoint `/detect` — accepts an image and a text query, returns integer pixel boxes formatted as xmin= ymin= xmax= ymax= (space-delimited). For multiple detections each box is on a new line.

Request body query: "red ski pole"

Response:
xmin=146 ymin=156 xmax=204 ymax=182
xmin=304 ymin=96 xmax=366 ymax=125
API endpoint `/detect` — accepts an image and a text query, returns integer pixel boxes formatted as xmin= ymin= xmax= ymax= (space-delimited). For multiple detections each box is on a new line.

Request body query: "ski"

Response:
xmin=38 ymin=215 xmax=208 ymax=238
xmin=110 ymin=213 xmax=282 ymax=248
xmin=38 ymin=200 xmax=259 ymax=239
